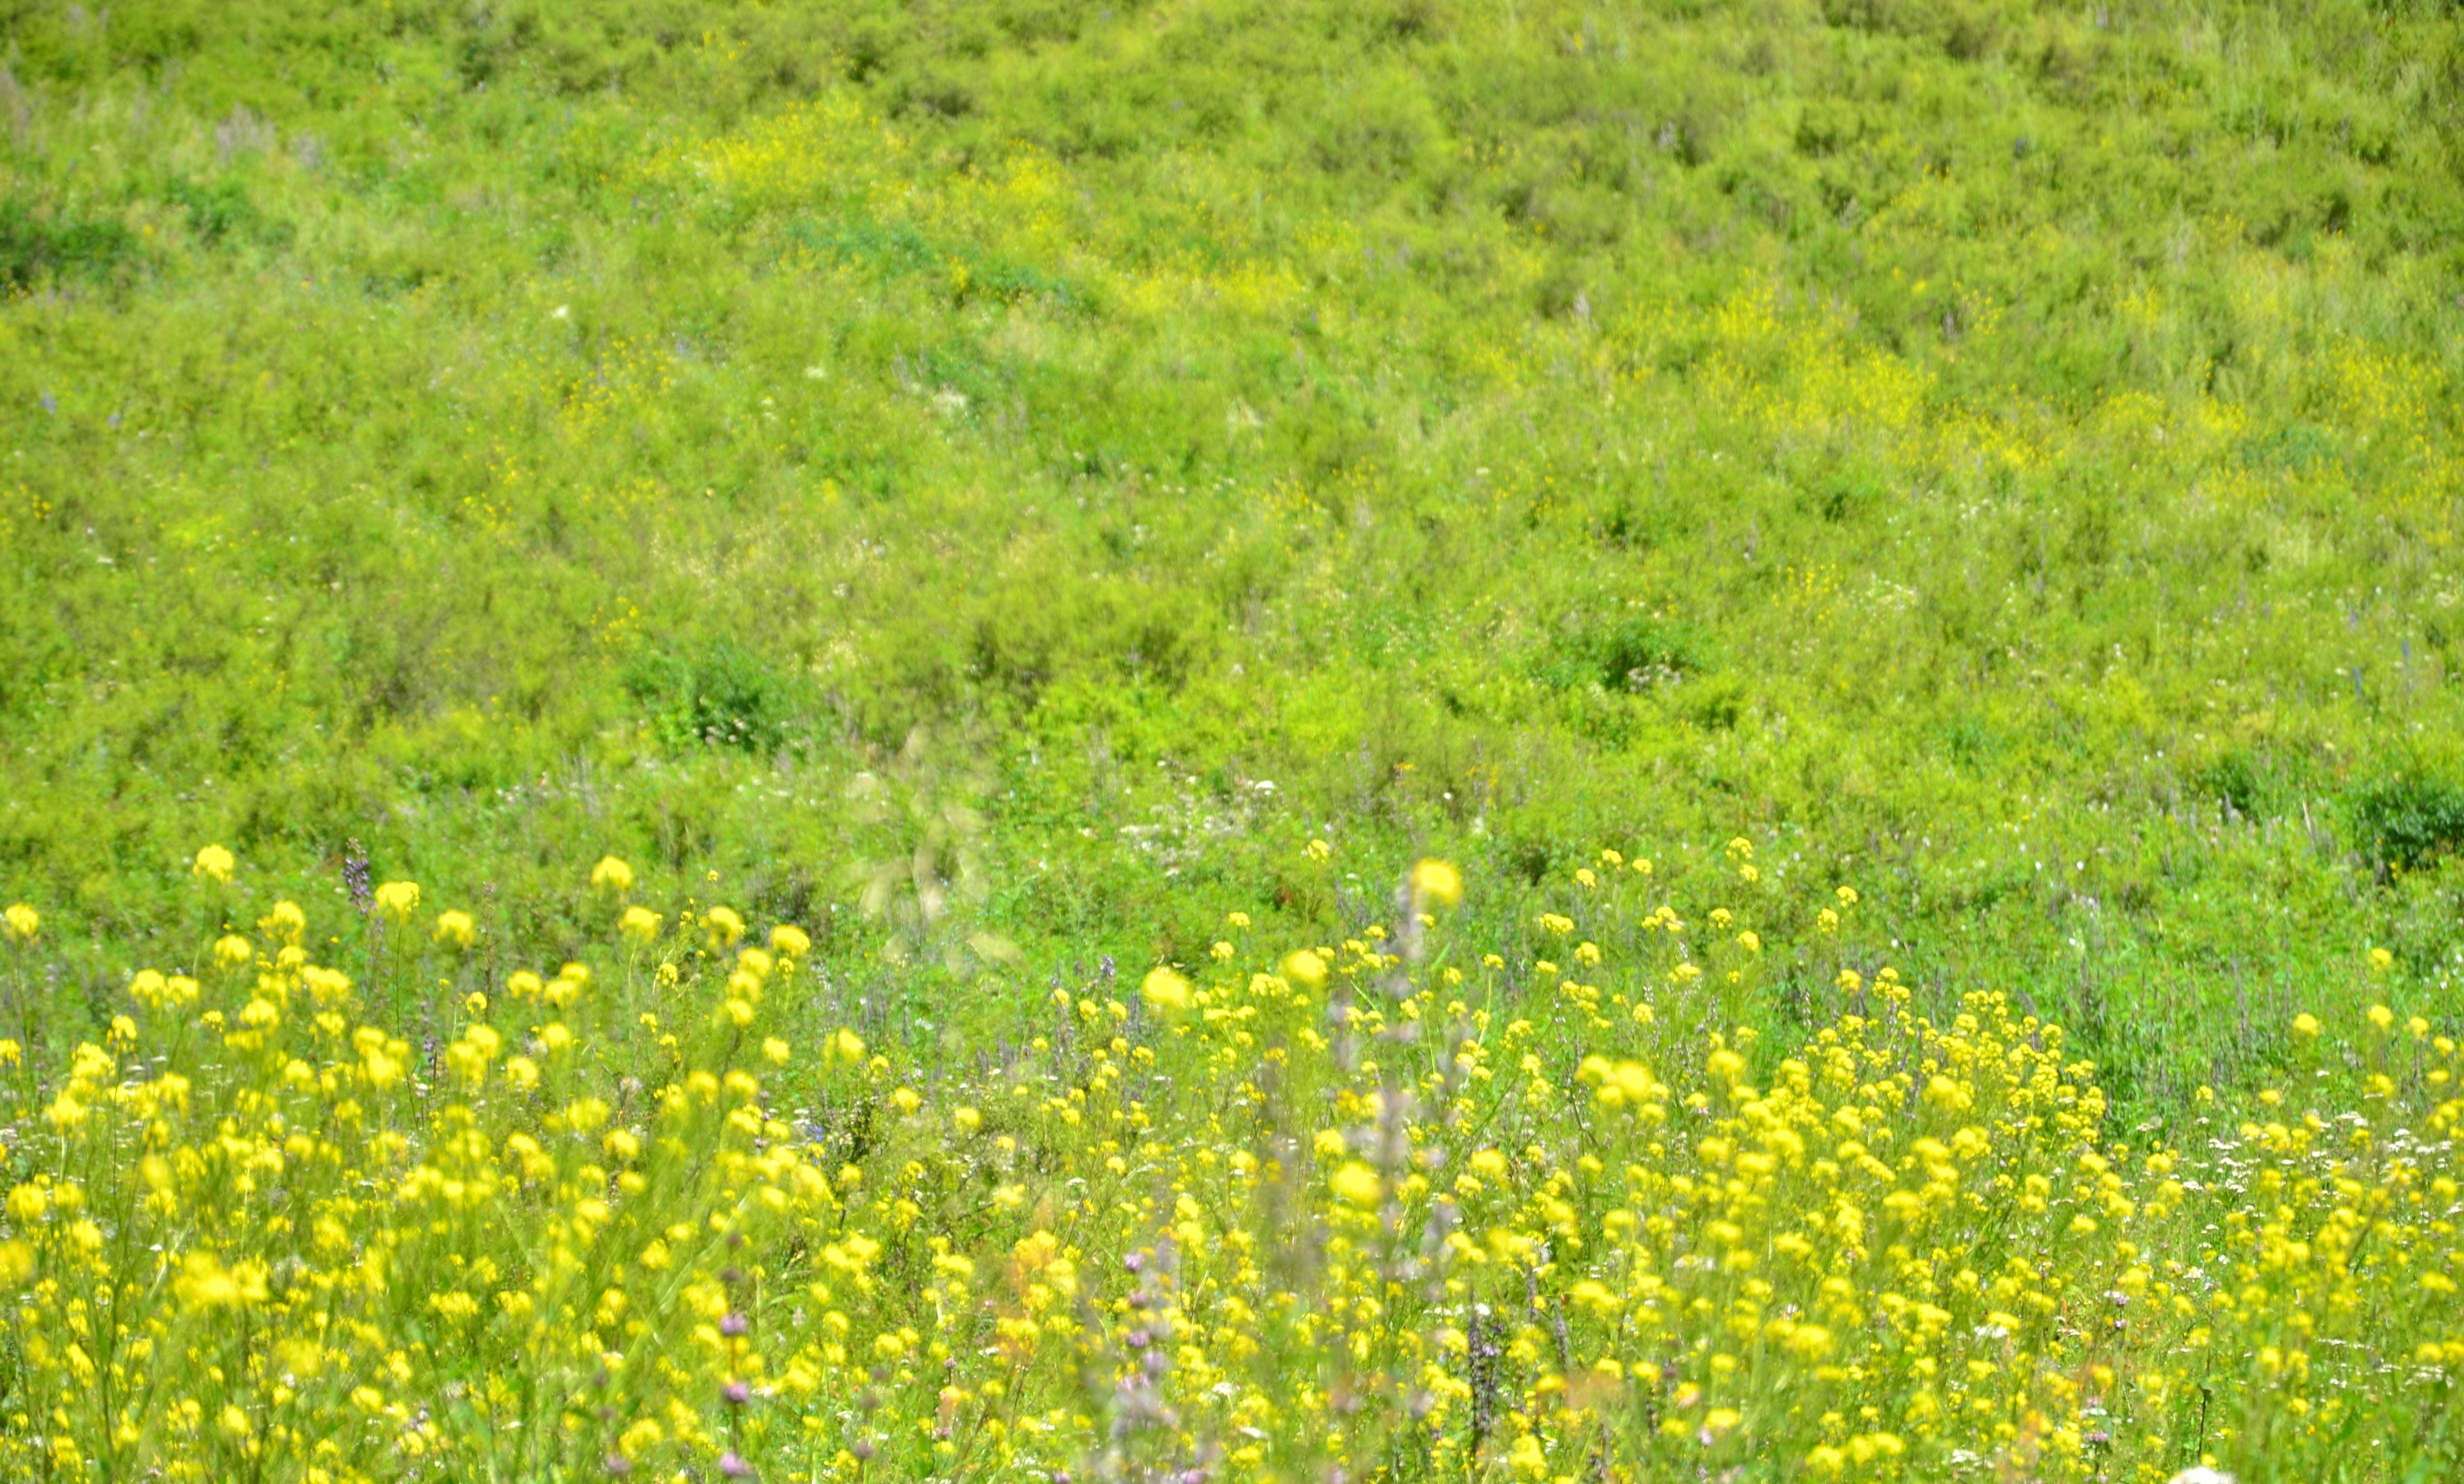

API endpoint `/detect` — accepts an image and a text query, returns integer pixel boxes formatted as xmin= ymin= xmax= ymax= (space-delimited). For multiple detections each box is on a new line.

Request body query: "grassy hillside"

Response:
xmin=14 ymin=4 xmax=2464 ymax=1480
xmin=6 ymin=0 xmax=2464 ymax=1101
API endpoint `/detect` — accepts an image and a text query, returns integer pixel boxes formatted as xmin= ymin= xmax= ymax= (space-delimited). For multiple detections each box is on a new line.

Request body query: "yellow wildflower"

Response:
xmin=1331 ymin=1162 xmax=1383 ymax=1208
xmin=1142 ymin=967 xmax=1192 ymax=1013
xmin=1410 ymin=857 xmax=1464 ymax=908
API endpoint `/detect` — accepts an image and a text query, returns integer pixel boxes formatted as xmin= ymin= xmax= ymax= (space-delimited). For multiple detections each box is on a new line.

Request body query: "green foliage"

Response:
xmin=156 ymin=176 xmax=288 ymax=250
xmin=1536 ymin=610 xmax=1712 ymax=694
xmin=2348 ymin=774 xmax=2464 ymax=875
xmin=625 ymin=638 xmax=794 ymax=754
xmin=0 ymin=198 xmax=138 ymax=288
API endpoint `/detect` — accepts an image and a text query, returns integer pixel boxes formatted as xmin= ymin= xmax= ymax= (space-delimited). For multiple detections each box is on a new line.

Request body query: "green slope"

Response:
xmin=4 ymin=0 xmax=2464 ymax=1101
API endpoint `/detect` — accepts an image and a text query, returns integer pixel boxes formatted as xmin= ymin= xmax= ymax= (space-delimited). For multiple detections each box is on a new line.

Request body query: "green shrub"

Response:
xmin=1535 ymin=611 xmax=1714 ymax=694
xmin=2349 ymin=774 xmax=2464 ymax=875
xmin=625 ymin=638 xmax=796 ymax=754
xmin=0 ymin=198 xmax=138 ymax=288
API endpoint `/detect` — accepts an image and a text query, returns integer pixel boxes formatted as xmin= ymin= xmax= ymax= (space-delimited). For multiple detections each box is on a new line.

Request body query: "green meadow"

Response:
xmin=14 ymin=4 xmax=2464 ymax=1482
xmin=6 ymin=0 xmax=2464 ymax=1090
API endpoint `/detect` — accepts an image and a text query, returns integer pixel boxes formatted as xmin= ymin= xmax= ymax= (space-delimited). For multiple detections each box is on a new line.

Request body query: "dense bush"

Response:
xmin=2348 ymin=775 xmax=2464 ymax=876
xmin=626 ymin=639 xmax=796 ymax=754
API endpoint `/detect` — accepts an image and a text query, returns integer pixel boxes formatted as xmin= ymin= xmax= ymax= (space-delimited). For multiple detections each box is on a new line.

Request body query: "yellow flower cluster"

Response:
xmin=0 ymin=852 xmax=2452 ymax=1480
